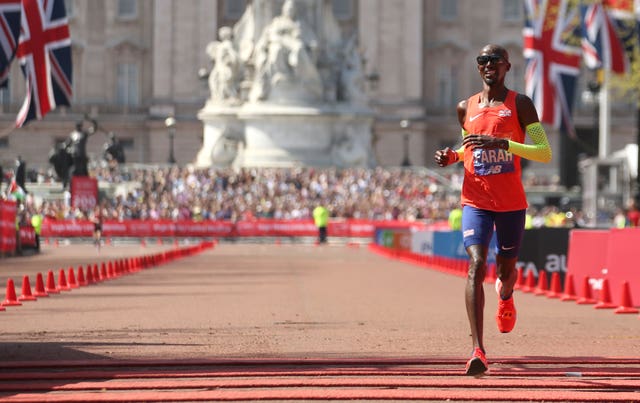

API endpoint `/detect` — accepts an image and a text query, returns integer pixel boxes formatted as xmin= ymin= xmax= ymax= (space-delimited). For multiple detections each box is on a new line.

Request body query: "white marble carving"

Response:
xmin=206 ymin=27 xmax=241 ymax=105
xmin=196 ymin=0 xmax=376 ymax=168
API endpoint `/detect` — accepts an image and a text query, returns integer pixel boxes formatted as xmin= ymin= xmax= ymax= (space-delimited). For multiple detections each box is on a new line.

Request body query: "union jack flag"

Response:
xmin=581 ymin=1 xmax=631 ymax=73
xmin=0 ymin=0 xmax=21 ymax=87
xmin=601 ymin=0 xmax=640 ymax=64
xmin=523 ymin=0 xmax=583 ymax=136
xmin=15 ymin=0 xmax=72 ymax=128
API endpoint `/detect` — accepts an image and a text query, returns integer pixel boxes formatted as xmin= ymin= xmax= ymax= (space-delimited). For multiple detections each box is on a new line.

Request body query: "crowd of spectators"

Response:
xmin=15 ymin=165 xmax=461 ymax=224
xmin=2 ymin=163 xmax=635 ymax=229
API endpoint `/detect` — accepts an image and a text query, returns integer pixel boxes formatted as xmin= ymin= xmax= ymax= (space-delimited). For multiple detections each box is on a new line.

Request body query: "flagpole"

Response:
xmin=598 ymin=68 xmax=611 ymax=158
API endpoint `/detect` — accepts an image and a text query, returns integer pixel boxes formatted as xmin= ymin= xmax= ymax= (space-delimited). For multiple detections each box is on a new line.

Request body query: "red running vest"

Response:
xmin=461 ymin=90 xmax=528 ymax=212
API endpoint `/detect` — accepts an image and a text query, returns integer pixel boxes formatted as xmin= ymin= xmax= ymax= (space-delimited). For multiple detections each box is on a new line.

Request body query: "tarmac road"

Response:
xmin=0 ymin=240 xmax=638 ymax=401
xmin=1 ymin=240 xmax=639 ymax=361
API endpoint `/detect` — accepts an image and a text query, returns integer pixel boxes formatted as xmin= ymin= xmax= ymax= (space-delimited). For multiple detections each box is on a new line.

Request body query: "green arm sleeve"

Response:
xmin=453 ymin=129 xmax=467 ymax=162
xmin=507 ymin=122 xmax=552 ymax=163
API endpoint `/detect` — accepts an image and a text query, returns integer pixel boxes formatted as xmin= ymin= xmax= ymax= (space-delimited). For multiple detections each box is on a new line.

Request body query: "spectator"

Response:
xmin=22 ymin=164 xmax=582 ymax=231
xmin=448 ymin=207 xmax=462 ymax=230
xmin=312 ymin=203 xmax=329 ymax=244
xmin=15 ymin=156 xmax=26 ymax=193
xmin=626 ymin=198 xmax=640 ymax=227
xmin=613 ymin=208 xmax=627 ymax=229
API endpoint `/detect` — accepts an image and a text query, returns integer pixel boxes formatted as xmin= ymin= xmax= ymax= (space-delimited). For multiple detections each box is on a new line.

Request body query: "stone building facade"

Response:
xmin=0 ymin=0 xmax=636 ymax=178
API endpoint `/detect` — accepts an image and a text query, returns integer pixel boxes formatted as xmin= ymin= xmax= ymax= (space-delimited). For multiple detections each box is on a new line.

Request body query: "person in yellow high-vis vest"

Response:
xmin=312 ymin=204 xmax=329 ymax=244
xmin=30 ymin=212 xmax=43 ymax=252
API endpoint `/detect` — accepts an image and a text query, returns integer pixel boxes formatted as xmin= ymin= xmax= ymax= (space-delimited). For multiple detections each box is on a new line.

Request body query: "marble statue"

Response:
xmin=206 ymin=27 xmax=241 ymax=104
xmin=248 ymin=0 xmax=323 ymax=103
xmin=68 ymin=119 xmax=97 ymax=177
xmin=339 ymin=34 xmax=368 ymax=105
xmin=197 ymin=0 xmax=376 ymax=169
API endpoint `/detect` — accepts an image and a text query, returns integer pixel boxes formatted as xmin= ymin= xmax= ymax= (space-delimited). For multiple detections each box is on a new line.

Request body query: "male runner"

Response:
xmin=434 ymin=44 xmax=552 ymax=376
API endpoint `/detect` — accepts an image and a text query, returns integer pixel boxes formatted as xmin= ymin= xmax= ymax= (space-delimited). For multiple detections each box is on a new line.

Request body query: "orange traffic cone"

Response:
xmin=560 ymin=273 xmax=577 ymax=301
xmin=521 ymin=270 xmax=535 ymax=293
xmin=534 ymin=271 xmax=549 ymax=296
xmin=77 ymin=265 xmax=87 ymax=286
xmin=67 ymin=267 xmax=79 ymax=288
xmin=2 ymin=278 xmax=22 ymax=307
xmin=547 ymin=272 xmax=562 ymax=298
xmin=576 ymin=276 xmax=596 ymax=305
xmin=57 ymin=269 xmax=71 ymax=291
xmin=17 ymin=275 xmax=37 ymax=302
xmin=85 ymin=264 xmax=94 ymax=284
xmin=107 ymin=261 xmax=115 ymax=278
xmin=513 ymin=267 xmax=524 ymax=290
xmin=45 ymin=270 xmax=60 ymax=294
xmin=594 ymin=278 xmax=616 ymax=309
xmin=33 ymin=273 xmax=49 ymax=297
xmin=614 ymin=281 xmax=639 ymax=314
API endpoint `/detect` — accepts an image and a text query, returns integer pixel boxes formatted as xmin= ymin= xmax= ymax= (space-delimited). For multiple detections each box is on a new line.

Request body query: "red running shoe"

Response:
xmin=465 ymin=347 xmax=488 ymax=377
xmin=495 ymin=278 xmax=517 ymax=333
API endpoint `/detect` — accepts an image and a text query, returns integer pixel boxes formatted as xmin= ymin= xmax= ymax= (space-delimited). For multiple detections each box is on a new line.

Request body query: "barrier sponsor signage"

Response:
xmin=517 ymin=227 xmax=569 ymax=281
xmin=70 ymin=176 xmax=98 ymax=211
xmin=566 ymin=228 xmax=639 ymax=306
xmin=603 ymin=228 xmax=640 ymax=305
xmin=18 ymin=225 xmax=36 ymax=247
xmin=403 ymin=228 xmax=498 ymax=262
xmin=0 ymin=200 xmax=17 ymax=253
xmin=40 ymin=219 xmax=405 ymax=239
xmin=411 ymin=230 xmax=433 ymax=255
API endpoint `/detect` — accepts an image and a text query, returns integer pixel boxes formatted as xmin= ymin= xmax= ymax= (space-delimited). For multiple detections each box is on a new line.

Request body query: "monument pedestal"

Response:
xmin=237 ymin=103 xmax=375 ymax=168
xmin=195 ymin=105 xmax=242 ymax=168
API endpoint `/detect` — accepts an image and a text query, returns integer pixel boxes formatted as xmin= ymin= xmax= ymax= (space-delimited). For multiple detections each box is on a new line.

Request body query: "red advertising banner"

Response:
xmin=567 ymin=228 xmax=639 ymax=308
xmin=70 ymin=176 xmax=98 ymax=211
xmin=39 ymin=219 xmax=426 ymax=239
xmin=18 ymin=225 xmax=36 ymax=247
xmin=0 ymin=200 xmax=17 ymax=253
xmin=602 ymin=228 xmax=640 ymax=307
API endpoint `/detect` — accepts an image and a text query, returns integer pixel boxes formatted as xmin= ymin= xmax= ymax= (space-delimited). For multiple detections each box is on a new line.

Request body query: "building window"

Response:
xmin=223 ymin=0 xmax=246 ymax=20
xmin=117 ymin=0 xmax=137 ymax=19
xmin=116 ymin=63 xmax=139 ymax=106
xmin=120 ymin=138 xmax=134 ymax=150
xmin=332 ymin=0 xmax=354 ymax=20
xmin=439 ymin=0 xmax=457 ymax=21
xmin=503 ymin=0 xmax=522 ymax=22
xmin=438 ymin=66 xmax=458 ymax=108
xmin=0 ymin=137 xmax=7 ymax=148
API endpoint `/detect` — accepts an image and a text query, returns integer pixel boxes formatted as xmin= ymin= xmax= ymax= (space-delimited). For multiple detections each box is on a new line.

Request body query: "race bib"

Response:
xmin=473 ymin=148 xmax=515 ymax=176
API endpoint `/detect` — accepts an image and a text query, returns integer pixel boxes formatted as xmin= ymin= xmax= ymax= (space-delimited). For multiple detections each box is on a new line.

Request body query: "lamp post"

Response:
xmin=164 ymin=116 xmax=176 ymax=164
xmin=587 ymin=80 xmax=600 ymax=153
xmin=400 ymin=119 xmax=411 ymax=167
xmin=581 ymin=80 xmax=601 ymax=154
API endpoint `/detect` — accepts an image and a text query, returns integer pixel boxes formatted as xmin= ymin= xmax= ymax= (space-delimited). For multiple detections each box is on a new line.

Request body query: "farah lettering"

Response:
xmin=480 ymin=149 xmax=512 ymax=163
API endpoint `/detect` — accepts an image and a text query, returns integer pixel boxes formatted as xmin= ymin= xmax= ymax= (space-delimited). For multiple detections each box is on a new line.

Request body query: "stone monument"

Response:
xmin=196 ymin=0 xmax=376 ymax=168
